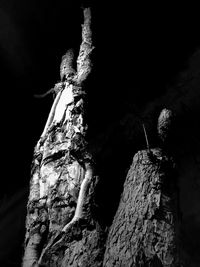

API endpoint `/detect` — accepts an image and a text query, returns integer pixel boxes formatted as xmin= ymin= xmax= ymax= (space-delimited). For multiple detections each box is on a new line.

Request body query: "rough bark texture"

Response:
xmin=103 ymin=149 xmax=180 ymax=267
xmin=23 ymin=6 xmax=181 ymax=267
xmin=23 ymin=7 xmax=106 ymax=267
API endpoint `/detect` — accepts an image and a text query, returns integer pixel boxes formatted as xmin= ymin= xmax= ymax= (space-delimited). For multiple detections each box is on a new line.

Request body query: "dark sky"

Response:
xmin=0 ymin=1 xmax=200 ymax=265
xmin=0 ymin=2 xmax=199 ymax=194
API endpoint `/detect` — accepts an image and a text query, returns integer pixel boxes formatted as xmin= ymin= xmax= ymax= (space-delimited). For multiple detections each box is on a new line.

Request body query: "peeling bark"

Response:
xmin=22 ymin=7 xmax=105 ymax=267
xmin=103 ymin=149 xmax=180 ymax=267
xmin=23 ymin=5 xmax=181 ymax=267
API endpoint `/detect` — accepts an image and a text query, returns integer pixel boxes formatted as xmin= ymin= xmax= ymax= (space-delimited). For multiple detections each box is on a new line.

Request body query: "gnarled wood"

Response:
xmin=23 ymin=5 xmax=181 ymax=267
xmin=23 ymin=7 xmax=106 ymax=267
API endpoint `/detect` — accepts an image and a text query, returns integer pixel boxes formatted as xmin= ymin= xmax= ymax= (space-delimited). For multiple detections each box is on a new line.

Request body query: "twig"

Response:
xmin=142 ymin=123 xmax=150 ymax=152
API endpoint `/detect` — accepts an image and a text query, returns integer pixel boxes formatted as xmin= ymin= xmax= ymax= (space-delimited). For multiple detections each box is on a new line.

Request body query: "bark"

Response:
xmin=103 ymin=149 xmax=180 ymax=267
xmin=23 ymin=6 xmax=181 ymax=267
xmin=23 ymin=7 xmax=106 ymax=267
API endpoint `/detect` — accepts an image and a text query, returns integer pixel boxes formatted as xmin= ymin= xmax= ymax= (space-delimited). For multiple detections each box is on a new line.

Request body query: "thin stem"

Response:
xmin=142 ymin=123 xmax=150 ymax=151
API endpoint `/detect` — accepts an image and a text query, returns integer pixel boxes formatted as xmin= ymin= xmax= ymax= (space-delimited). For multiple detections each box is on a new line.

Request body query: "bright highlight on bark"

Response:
xmin=23 ymin=6 xmax=181 ymax=267
xmin=23 ymin=7 xmax=98 ymax=267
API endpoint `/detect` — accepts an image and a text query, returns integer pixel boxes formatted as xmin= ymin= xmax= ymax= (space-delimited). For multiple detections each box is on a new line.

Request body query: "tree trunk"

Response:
xmin=103 ymin=149 xmax=180 ymax=267
xmin=23 ymin=7 xmax=106 ymax=267
xmin=23 ymin=6 xmax=181 ymax=267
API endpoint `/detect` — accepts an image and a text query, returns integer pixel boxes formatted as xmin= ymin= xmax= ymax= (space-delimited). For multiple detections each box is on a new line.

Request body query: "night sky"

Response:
xmin=0 ymin=1 xmax=200 ymax=266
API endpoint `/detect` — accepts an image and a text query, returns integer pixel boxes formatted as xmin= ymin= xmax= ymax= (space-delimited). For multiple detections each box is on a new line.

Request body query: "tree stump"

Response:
xmin=103 ymin=149 xmax=180 ymax=267
xmin=23 ymin=5 xmax=181 ymax=266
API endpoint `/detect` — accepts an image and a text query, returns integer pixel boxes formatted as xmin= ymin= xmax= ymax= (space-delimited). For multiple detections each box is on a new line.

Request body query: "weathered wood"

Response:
xmin=23 ymin=5 xmax=181 ymax=266
xmin=103 ymin=149 xmax=180 ymax=267
xmin=38 ymin=172 xmax=106 ymax=267
xmin=22 ymin=7 xmax=105 ymax=267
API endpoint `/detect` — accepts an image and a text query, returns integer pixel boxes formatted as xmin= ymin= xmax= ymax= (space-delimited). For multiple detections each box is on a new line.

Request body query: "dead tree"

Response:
xmin=23 ymin=7 xmax=106 ymax=267
xmin=23 ymin=3 xmax=181 ymax=266
xmin=103 ymin=110 xmax=181 ymax=267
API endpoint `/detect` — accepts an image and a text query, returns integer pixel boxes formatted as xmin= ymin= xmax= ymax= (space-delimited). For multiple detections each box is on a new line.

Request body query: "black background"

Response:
xmin=0 ymin=1 xmax=200 ymax=266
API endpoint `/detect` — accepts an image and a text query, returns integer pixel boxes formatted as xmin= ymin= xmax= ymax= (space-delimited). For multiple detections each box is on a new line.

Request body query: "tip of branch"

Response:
xmin=82 ymin=6 xmax=91 ymax=23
